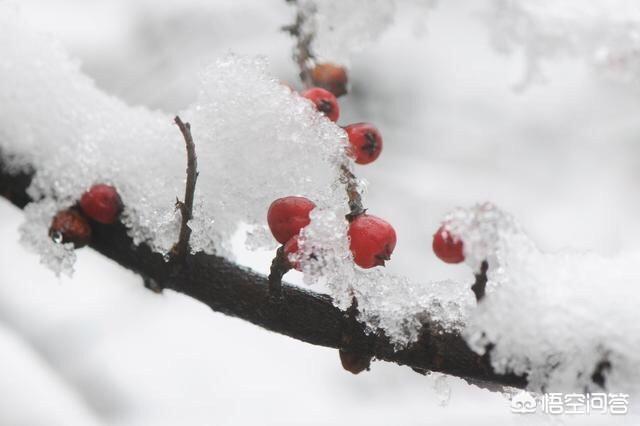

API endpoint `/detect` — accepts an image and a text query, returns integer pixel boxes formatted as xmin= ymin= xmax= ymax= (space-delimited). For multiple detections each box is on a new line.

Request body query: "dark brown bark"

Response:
xmin=0 ymin=162 xmax=526 ymax=390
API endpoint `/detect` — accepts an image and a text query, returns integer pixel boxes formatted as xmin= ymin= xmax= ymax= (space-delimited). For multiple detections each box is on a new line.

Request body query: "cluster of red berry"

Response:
xmin=49 ymin=184 xmax=122 ymax=248
xmin=269 ymin=68 xmax=395 ymax=271
xmin=267 ymin=195 xmax=396 ymax=270
xmin=300 ymin=87 xmax=383 ymax=165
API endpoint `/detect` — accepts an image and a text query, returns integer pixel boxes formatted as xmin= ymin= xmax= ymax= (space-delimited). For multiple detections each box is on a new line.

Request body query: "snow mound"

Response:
xmin=0 ymin=4 xmax=346 ymax=272
xmin=442 ymin=203 xmax=640 ymax=393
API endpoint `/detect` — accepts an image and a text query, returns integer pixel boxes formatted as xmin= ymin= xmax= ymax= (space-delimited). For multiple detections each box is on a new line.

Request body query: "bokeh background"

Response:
xmin=1 ymin=0 xmax=640 ymax=424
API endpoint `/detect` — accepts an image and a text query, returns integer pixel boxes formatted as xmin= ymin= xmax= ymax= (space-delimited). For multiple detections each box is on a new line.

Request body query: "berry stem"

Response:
xmin=282 ymin=0 xmax=315 ymax=88
xmin=171 ymin=116 xmax=199 ymax=263
xmin=471 ymin=260 xmax=489 ymax=302
xmin=340 ymin=164 xmax=365 ymax=221
xmin=268 ymin=245 xmax=291 ymax=298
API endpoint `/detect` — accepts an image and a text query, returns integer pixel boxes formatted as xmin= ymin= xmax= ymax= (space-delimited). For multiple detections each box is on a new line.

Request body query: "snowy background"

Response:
xmin=1 ymin=0 xmax=640 ymax=424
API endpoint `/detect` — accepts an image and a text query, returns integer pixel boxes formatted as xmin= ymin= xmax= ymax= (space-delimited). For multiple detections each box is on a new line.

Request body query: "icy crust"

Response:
xmin=487 ymin=0 xmax=640 ymax=89
xmin=0 ymin=5 xmax=346 ymax=273
xmin=443 ymin=203 xmax=640 ymax=393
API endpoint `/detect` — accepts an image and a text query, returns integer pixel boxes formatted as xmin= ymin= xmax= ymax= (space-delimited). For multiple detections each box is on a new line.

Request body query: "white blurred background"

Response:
xmin=1 ymin=0 xmax=640 ymax=424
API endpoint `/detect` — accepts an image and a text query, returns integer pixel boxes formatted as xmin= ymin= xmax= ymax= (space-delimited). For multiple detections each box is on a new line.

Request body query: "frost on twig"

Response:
xmin=170 ymin=116 xmax=198 ymax=262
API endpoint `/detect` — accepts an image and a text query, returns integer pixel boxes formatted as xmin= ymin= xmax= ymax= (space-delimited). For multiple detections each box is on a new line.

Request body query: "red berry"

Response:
xmin=348 ymin=214 xmax=396 ymax=269
xmin=339 ymin=350 xmax=372 ymax=374
xmin=79 ymin=184 xmax=123 ymax=224
xmin=310 ymin=63 xmax=348 ymax=97
xmin=344 ymin=123 xmax=383 ymax=165
xmin=284 ymin=235 xmax=302 ymax=271
xmin=267 ymin=196 xmax=316 ymax=244
xmin=302 ymin=87 xmax=340 ymax=122
xmin=433 ymin=226 xmax=464 ymax=264
xmin=49 ymin=209 xmax=92 ymax=248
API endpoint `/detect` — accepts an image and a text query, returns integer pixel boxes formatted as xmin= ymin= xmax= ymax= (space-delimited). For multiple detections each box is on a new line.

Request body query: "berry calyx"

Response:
xmin=49 ymin=209 xmax=92 ymax=248
xmin=79 ymin=184 xmax=123 ymax=224
xmin=432 ymin=225 xmax=464 ymax=264
xmin=283 ymin=235 xmax=302 ymax=271
xmin=267 ymin=196 xmax=316 ymax=244
xmin=339 ymin=350 xmax=372 ymax=375
xmin=301 ymin=87 xmax=340 ymax=122
xmin=310 ymin=63 xmax=348 ymax=97
xmin=348 ymin=214 xmax=396 ymax=269
xmin=344 ymin=123 xmax=383 ymax=165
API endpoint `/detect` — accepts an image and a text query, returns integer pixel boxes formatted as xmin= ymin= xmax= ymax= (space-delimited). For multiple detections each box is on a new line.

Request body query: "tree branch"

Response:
xmin=0 ymin=162 xmax=526 ymax=391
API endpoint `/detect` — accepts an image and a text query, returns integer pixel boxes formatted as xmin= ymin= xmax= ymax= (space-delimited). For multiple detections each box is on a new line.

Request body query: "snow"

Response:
xmin=486 ymin=0 xmax=640 ymax=89
xmin=0 ymin=0 xmax=471 ymax=349
xmin=0 ymin=3 xmax=347 ymax=267
xmin=295 ymin=0 xmax=435 ymax=65
xmin=441 ymin=203 xmax=640 ymax=393
xmin=3 ymin=0 xmax=640 ymax=420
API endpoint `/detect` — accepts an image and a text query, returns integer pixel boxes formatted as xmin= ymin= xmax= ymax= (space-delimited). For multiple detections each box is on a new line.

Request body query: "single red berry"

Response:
xmin=311 ymin=63 xmax=348 ymax=97
xmin=339 ymin=350 xmax=372 ymax=374
xmin=344 ymin=123 xmax=383 ymax=165
xmin=49 ymin=209 xmax=92 ymax=248
xmin=348 ymin=214 xmax=396 ymax=269
xmin=79 ymin=184 xmax=123 ymax=224
xmin=284 ymin=235 xmax=302 ymax=271
xmin=301 ymin=87 xmax=340 ymax=122
xmin=432 ymin=225 xmax=464 ymax=264
xmin=267 ymin=196 xmax=316 ymax=244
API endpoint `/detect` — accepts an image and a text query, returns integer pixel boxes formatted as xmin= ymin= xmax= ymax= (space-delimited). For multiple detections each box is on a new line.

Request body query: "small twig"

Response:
xmin=471 ymin=260 xmax=489 ymax=302
xmin=268 ymin=245 xmax=291 ymax=298
xmin=171 ymin=116 xmax=198 ymax=262
xmin=283 ymin=0 xmax=315 ymax=88
xmin=340 ymin=164 xmax=366 ymax=221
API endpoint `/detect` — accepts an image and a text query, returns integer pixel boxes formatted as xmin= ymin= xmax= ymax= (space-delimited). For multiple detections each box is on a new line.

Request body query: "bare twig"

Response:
xmin=471 ymin=260 xmax=489 ymax=302
xmin=283 ymin=1 xmax=315 ymax=88
xmin=268 ymin=245 xmax=291 ymax=298
xmin=340 ymin=164 xmax=366 ymax=221
xmin=171 ymin=116 xmax=198 ymax=262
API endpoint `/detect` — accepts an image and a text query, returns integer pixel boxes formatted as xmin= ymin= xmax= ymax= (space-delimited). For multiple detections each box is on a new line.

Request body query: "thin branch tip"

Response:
xmin=171 ymin=115 xmax=199 ymax=262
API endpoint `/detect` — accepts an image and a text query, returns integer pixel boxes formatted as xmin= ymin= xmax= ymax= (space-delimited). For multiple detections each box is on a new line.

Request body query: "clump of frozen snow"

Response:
xmin=297 ymin=205 xmax=475 ymax=347
xmin=294 ymin=0 xmax=435 ymax=65
xmin=0 ymin=3 xmax=347 ymax=270
xmin=485 ymin=0 xmax=640 ymax=89
xmin=441 ymin=203 xmax=640 ymax=393
xmin=295 ymin=0 xmax=396 ymax=65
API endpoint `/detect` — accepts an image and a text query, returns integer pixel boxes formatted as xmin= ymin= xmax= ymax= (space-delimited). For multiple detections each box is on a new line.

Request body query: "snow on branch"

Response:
xmin=0 ymin=165 xmax=525 ymax=390
xmin=1 ymin=1 xmax=639 ymax=396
